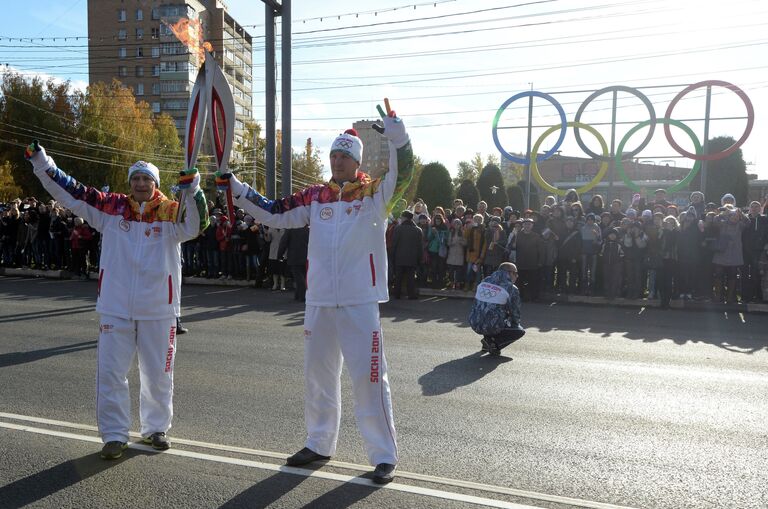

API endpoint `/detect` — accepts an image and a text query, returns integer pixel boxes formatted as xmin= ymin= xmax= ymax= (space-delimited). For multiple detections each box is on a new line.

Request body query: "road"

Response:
xmin=0 ymin=276 xmax=766 ymax=509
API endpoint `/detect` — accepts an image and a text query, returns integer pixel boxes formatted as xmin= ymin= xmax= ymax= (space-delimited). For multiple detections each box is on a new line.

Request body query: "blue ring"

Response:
xmin=492 ymin=91 xmax=567 ymax=165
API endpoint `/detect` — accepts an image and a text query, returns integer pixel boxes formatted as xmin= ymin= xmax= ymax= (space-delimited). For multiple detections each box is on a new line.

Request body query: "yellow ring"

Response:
xmin=531 ymin=121 xmax=609 ymax=196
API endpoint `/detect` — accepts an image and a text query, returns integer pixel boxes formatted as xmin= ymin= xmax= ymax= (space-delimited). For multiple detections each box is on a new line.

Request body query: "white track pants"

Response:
xmin=303 ymin=303 xmax=398 ymax=466
xmin=96 ymin=315 xmax=177 ymax=443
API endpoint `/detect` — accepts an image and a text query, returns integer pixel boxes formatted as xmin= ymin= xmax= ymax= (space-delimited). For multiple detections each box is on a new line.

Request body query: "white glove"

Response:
xmin=381 ymin=115 xmax=409 ymax=148
xmin=25 ymin=142 xmax=55 ymax=172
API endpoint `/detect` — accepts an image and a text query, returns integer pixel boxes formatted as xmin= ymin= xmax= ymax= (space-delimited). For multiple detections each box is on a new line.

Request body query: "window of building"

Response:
xmin=151 ymin=27 xmax=159 ymax=39
xmin=136 ymin=47 xmax=144 ymax=58
xmin=118 ymin=47 xmax=126 ymax=58
xmin=161 ymin=80 xmax=189 ymax=93
xmin=163 ymin=99 xmax=188 ymax=110
xmin=118 ymin=66 xmax=127 ymax=77
xmin=135 ymin=66 xmax=144 ymax=77
xmin=152 ymin=102 xmax=161 ymax=113
xmin=151 ymin=7 xmax=160 ymax=20
xmin=135 ymin=28 xmax=143 ymax=40
xmin=118 ymin=9 xmax=126 ymax=22
xmin=118 ymin=29 xmax=126 ymax=40
xmin=136 ymin=9 xmax=143 ymax=21
xmin=162 ymin=42 xmax=184 ymax=55
xmin=136 ymin=83 xmax=144 ymax=96
xmin=152 ymin=83 xmax=161 ymax=95
xmin=152 ymin=65 xmax=160 ymax=77
xmin=151 ymin=46 xmax=160 ymax=58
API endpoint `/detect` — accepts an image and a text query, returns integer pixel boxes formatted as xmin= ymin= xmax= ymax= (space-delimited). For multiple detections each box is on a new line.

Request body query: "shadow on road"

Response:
xmin=0 ymin=304 xmax=95 ymax=324
xmin=0 ymin=340 xmax=97 ymax=368
xmin=525 ymin=303 xmax=768 ymax=354
xmin=220 ymin=467 xmax=377 ymax=509
xmin=0 ymin=449 xmax=149 ymax=507
xmin=418 ymin=352 xmax=513 ymax=396
xmin=300 ymin=479 xmax=378 ymax=508
xmin=4 ymin=277 xmax=766 ymax=353
xmin=220 ymin=471 xmax=308 ymax=509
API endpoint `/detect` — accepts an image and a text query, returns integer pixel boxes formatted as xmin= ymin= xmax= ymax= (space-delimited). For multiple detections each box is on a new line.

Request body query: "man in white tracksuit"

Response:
xmin=219 ymin=108 xmax=413 ymax=484
xmin=26 ymin=143 xmax=208 ymax=460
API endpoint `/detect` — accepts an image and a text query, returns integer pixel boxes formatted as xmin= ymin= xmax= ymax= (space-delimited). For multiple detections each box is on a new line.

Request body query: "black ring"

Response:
xmin=573 ymin=86 xmax=656 ymax=162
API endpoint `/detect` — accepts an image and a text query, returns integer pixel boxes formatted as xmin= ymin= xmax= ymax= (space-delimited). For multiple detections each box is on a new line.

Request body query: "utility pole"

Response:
xmin=261 ymin=0 xmax=292 ymax=198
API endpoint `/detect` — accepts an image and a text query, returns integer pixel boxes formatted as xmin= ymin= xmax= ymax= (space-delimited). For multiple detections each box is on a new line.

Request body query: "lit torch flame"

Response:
xmin=164 ymin=18 xmax=213 ymax=66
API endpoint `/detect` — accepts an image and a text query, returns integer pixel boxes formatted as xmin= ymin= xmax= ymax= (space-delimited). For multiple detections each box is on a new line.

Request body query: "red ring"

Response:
xmin=664 ymin=80 xmax=754 ymax=161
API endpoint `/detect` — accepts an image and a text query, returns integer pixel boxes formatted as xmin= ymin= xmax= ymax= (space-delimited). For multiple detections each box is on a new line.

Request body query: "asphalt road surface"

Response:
xmin=0 ymin=276 xmax=766 ymax=509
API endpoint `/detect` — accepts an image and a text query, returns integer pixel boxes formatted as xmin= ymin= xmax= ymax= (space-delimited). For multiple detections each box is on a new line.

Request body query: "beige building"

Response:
xmin=87 ymin=0 xmax=253 ymax=152
xmin=353 ymin=120 xmax=390 ymax=178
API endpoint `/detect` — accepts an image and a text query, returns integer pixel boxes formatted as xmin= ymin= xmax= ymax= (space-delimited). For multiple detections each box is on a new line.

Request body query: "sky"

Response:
xmin=1 ymin=0 xmax=767 ymax=186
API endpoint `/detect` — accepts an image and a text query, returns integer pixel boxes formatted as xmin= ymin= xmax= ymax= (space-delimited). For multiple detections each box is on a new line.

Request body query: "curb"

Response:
xmin=2 ymin=267 xmax=766 ymax=314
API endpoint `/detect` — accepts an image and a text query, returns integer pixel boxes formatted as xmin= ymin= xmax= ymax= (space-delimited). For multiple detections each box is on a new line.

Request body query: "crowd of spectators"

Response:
xmin=386 ymin=189 xmax=768 ymax=307
xmin=4 ymin=188 xmax=768 ymax=308
xmin=0 ymin=195 xmax=310 ymax=301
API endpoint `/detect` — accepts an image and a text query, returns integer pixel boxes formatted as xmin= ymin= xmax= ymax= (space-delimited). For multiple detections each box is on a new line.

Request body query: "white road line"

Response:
xmin=0 ymin=420 xmax=538 ymax=509
xmin=0 ymin=412 xmax=637 ymax=509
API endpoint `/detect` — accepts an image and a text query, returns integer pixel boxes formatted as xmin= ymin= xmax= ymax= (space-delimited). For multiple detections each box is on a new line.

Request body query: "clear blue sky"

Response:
xmin=2 ymin=0 xmax=767 ymax=183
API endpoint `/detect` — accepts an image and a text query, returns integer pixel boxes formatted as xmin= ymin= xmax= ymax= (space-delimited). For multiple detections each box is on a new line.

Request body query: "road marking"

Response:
xmin=0 ymin=412 xmax=638 ymax=509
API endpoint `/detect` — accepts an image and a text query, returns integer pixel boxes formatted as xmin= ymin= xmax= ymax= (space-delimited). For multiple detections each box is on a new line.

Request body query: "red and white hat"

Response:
xmin=330 ymin=128 xmax=363 ymax=164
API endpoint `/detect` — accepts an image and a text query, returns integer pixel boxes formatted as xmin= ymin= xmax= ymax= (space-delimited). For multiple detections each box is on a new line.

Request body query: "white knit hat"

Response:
xmin=128 ymin=161 xmax=160 ymax=186
xmin=330 ymin=128 xmax=363 ymax=164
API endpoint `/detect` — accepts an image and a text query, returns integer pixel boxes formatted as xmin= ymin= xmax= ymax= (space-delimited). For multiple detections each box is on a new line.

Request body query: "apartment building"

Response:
xmin=87 ymin=0 xmax=253 ymax=151
xmin=352 ymin=120 xmax=391 ymax=178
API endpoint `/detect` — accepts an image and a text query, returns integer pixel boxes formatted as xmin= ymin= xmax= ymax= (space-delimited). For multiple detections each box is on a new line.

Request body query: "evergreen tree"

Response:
xmin=506 ymin=184 xmax=525 ymax=212
xmin=415 ymin=161 xmax=454 ymax=210
xmin=476 ymin=163 xmax=508 ymax=210
xmin=690 ymin=136 xmax=749 ymax=206
xmin=456 ymin=179 xmax=480 ymax=210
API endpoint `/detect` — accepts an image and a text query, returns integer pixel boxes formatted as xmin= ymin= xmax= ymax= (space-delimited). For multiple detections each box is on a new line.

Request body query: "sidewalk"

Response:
xmin=3 ymin=266 xmax=767 ymax=315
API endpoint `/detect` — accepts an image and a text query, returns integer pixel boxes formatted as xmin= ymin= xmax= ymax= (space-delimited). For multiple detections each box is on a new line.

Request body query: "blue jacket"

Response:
xmin=468 ymin=269 xmax=522 ymax=335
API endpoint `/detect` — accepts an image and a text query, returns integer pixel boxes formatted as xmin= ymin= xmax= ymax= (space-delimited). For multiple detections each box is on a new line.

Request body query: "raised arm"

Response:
xmin=25 ymin=143 xmax=114 ymax=232
xmin=374 ymin=104 xmax=414 ymax=214
xmin=216 ymin=172 xmax=311 ymax=229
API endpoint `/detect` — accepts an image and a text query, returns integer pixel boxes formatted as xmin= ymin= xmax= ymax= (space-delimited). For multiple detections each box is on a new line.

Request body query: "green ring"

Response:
xmin=615 ymin=118 xmax=702 ymax=194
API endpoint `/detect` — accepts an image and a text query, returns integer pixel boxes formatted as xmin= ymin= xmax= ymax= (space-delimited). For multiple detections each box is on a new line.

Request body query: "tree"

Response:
xmin=0 ymin=73 xmax=184 ymax=200
xmin=0 ymin=70 xmax=76 ymax=198
xmin=506 ymin=184 xmax=524 ymax=212
xmin=517 ymin=179 xmax=541 ymax=210
xmin=690 ymin=136 xmax=749 ymax=206
xmin=0 ymin=161 xmax=23 ymax=201
xmin=456 ymin=179 xmax=480 ymax=209
xmin=470 ymin=153 xmax=484 ymax=178
xmin=291 ymin=137 xmax=324 ymax=193
xmin=414 ymin=162 xmax=453 ymax=210
xmin=476 ymin=163 xmax=508 ymax=210
xmin=499 ymin=159 xmax=524 ymax=186
xmin=73 ymin=80 xmax=167 ymax=194
xmin=402 ymin=155 xmax=423 ymax=204
xmin=229 ymin=120 xmax=266 ymax=194
xmin=452 ymin=160 xmax=477 ymax=187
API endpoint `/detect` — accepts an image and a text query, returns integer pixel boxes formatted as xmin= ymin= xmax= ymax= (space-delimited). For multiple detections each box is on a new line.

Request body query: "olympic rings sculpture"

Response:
xmin=492 ymin=80 xmax=754 ymax=195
